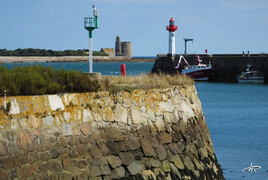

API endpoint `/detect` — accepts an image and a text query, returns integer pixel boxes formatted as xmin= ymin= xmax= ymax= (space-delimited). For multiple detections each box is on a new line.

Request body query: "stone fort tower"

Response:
xmin=115 ymin=36 xmax=122 ymax=56
xmin=115 ymin=36 xmax=132 ymax=58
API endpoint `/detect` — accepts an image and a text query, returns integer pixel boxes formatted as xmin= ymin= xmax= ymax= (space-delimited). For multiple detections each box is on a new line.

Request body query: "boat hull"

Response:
xmin=182 ymin=68 xmax=212 ymax=81
xmin=237 ymin=78 xmax=264 ymax=84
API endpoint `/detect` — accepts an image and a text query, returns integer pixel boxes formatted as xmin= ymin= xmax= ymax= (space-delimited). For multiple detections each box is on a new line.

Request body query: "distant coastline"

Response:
xmin=0 ymin=56 xmax=156 ymax=63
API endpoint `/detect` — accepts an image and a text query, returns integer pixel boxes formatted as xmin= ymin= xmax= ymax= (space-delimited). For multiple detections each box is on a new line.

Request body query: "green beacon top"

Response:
xmin=84 ymin=5 xmax=99 ymax=38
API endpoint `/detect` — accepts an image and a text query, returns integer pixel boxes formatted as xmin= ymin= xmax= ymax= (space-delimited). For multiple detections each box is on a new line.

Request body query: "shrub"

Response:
xmin=0 ymin=65 xmax=101 ymax=96
xmin=5 ymin=102 xmax=11 ymax=114
xmin=0 ymin=66 xmax=192 ymax=96
xmin=0 ymin=48 xmax=109 ymax=56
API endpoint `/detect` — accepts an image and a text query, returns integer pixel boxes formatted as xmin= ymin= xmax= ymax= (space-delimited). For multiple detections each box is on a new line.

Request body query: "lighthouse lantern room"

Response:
xmin=166 ymin=17 xmax=178 ymax=56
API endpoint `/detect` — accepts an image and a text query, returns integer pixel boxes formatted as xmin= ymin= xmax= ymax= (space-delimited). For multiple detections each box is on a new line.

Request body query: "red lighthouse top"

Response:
xmin=166 ymin=17 xmax=178 ymax=32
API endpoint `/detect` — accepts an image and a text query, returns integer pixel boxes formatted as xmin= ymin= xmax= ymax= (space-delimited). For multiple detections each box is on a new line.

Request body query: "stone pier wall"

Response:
xmin=0 ymin=85 xmax=224 ymax=179
xmin=152 ymin=54 xmax=268 ymax=83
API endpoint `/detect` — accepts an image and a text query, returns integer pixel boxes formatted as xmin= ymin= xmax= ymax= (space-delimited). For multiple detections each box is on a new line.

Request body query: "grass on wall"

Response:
xmin=101 ymin=74 xmax=194 ymax=93
xmin=0 ymin=66 xmax=193 ymax=96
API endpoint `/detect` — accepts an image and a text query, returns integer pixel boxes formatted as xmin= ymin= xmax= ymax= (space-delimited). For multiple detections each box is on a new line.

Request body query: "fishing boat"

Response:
xmin=237 ymin=66 xmax=264 ymax=83
xmin=175 ymin=56 xmax=212 ymax=81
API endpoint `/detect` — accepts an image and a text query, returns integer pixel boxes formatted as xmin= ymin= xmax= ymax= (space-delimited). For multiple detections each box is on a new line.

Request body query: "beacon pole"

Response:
xmin=89 ymin=32 xmax=93 ymax=73
xmin=84 ymin=5 xmax=99 ymax=73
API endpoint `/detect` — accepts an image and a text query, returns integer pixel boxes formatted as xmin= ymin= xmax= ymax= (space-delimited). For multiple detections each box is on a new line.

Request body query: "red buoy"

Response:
xmin=121 ymin=64 xmax=126 ymax=76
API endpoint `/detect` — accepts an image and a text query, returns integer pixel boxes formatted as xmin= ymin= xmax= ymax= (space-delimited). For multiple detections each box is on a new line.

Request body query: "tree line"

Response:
xmin=0 ymin=48 xmax=108 ymax=56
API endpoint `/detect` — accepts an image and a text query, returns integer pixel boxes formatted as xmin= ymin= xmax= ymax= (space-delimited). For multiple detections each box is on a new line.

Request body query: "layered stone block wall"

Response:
xmin=0 ymin=85 xmax=224 ymax=179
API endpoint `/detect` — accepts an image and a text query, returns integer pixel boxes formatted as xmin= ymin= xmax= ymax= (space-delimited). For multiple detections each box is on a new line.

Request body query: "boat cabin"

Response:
xmin=241 ymin=71 xmax=261 ymax=77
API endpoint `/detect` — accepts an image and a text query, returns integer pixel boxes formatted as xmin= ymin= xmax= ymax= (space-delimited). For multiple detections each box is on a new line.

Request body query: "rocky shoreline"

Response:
xmin=0 ymin=56 xmax=155 ymax=63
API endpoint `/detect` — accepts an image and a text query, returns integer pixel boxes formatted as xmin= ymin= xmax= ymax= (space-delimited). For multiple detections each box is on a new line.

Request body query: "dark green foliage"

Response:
xmin=4 ymin=102 xmax=11 ymax=114
xmin=0 ymin=102 xmax=11 ymax=114
xmin=93 ymin=51 xmax=109 ymax=56
xmin=0 ymin=66 xmax=101 ymax=96
xmin=0 ymin=48 xmax=108 ymax=56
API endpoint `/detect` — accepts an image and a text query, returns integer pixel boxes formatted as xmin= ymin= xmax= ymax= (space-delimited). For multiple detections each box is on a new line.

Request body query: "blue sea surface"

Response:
xmin=2 ymin=62 xmax=268 ymax=179
xmin=2 ymin=62 xmax=154 ymax=76
xmin=195 ymin=82 xmax=268 ymax=180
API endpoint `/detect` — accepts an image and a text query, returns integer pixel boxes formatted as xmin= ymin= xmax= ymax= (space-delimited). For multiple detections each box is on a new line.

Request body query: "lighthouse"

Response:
xmin=166 ymin=17 xmax=178 ymax=56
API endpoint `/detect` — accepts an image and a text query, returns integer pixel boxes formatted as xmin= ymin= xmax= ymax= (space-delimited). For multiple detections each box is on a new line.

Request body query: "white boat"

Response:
xmin=237 ymin=67 xmax=264 ymax=83
xmin=176 ymin=55 xmax=212 ymax=81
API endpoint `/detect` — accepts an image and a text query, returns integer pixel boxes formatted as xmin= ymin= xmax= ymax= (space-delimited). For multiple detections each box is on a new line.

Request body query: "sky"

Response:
xmin=0 ymin=0 xmax=268 ymax=56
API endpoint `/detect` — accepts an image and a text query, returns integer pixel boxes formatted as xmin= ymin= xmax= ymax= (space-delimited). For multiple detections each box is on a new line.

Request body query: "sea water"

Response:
xmin=2 ymin=62 xmax=153 ymax=76
xmin=195 ymin=82 xmax=268 ymax=180
xmin=2 ymin=62 xmax=268 ymax=179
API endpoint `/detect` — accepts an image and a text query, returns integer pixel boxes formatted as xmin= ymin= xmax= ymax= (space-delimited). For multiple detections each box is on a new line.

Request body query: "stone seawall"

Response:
xmin=186 ymin=55 xmax=268 ymax=83
xmin=153 ymin=54 xmax=268 ymax=83
xmin=0 ymin=85 xmax=224 ymax=179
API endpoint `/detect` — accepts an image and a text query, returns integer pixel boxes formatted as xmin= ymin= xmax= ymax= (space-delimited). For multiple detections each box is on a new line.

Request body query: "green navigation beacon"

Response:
xmin=84 ymin=5 xmax=99 ymax=73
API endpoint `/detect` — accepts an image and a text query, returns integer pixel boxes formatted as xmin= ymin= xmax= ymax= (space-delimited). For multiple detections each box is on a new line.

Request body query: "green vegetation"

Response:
xmin=0 ymin=66 xmax=100 ymax=96
xmin=0 ymin=48 xmax=108 ymax=56
xmin=0 ymin=102 xmax=11 ymax=115
xmin=93 ymin=51 xmax=109 ymax=56
xmin=0 ymin=66 xmax=193 ymax=96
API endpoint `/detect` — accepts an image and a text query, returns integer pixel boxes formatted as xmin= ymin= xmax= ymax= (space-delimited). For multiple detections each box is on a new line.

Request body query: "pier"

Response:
xmin=153 ymin=54 xmax=268 ymax=83
xmin=188 ymin=54 xmax=268 ymax=83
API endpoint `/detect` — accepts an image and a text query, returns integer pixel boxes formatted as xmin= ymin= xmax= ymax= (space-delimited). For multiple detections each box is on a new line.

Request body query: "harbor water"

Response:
xmin=2 ymin=62 xmax=268 ymax=179
xmin=196 ymin=82 xmax=268 ymax=180
xmin=2 ymin=62 xmax=153 ymax=76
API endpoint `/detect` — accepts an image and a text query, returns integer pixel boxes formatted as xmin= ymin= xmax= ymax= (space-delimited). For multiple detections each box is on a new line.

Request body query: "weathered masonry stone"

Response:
xmin=128 ymin=161 xmax=146 ymax=175
xmin=17 ymin=131 xmax=38 ymax=152
xmin=106 ymin=155 xmax=122 ymax=169
xmin=141 ymin=139 xmax=156 ymax=157
xmin=105 ymin=126 xmax=124 ymax=141
xmin=126 ymin=135 xmax=140 ymax=150
xmin=0 ymin=86 xmax=224 ymax=179
xmin=0 ymin=141 xmax=8 ymax=156
xmin=48 ymin=95 xmax=64 ymax=111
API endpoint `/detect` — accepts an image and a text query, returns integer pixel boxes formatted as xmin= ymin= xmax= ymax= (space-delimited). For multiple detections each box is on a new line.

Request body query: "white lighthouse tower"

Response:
xmin=166 ymin=17 xmax=178 ymax=56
